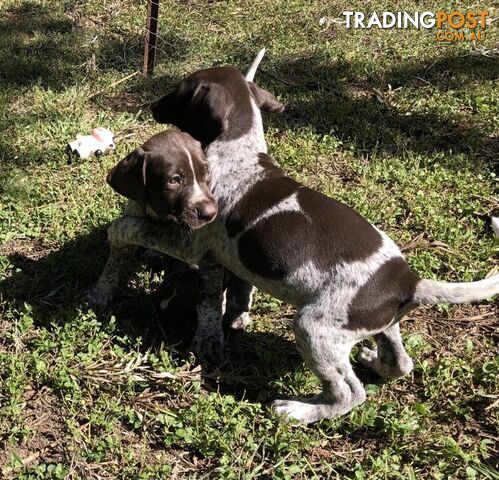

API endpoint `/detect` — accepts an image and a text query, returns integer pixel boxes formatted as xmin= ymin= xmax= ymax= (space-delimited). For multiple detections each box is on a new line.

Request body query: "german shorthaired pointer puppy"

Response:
xmin=86 ymin=130 xmax=216 ymax=309
xmin=90 ymin=57 xmax=499 ymax=423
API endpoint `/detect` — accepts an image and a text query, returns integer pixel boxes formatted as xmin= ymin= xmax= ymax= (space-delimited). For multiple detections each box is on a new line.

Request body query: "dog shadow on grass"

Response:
xmin=0 ymin=228 xmax=317 ymax=401
xmin=0 ymin=228 xmax=153 ymax=338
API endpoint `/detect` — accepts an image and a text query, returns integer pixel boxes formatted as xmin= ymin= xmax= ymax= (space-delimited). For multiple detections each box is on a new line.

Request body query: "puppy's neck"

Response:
xmin=206 ymin=100 xmax=268 ymax=206
xmin=206 ymin=99 xmax=266 ymax=168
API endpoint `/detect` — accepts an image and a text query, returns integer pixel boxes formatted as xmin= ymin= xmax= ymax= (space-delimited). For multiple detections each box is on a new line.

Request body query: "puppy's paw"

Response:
xmin=84 ymin=287 xmax=113 ymax=311
xmin=270 ymin=399 xmax=320 ymax=424
xmin=357 ymin=346 xmax=413 ymax=379
xmin=358 ymin=346 xmax=378 ymax=368
xmin=225 ymin=311 xmax=251 ymax=330
xmin=271 ymin=393 xmax=362 ymax=424
xmin=190 ymin=331 xmax=225 ymax=366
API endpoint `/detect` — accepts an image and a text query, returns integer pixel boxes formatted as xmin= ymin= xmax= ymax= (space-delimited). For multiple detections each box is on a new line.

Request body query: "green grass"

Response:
xmin=1 ymin=0 xmax=498 ymax=478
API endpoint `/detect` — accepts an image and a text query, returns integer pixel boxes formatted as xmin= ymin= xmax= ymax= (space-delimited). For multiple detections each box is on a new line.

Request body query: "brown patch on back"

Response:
xmin=229 ymin=170 xmax=383 ymax=279
xmin=225 ymin=176 xmax=296 ymax=238
xmin=296 ymin=186 xmax=383 ymax=263
xmin=347 ymin=257 xmax=419 ymax=331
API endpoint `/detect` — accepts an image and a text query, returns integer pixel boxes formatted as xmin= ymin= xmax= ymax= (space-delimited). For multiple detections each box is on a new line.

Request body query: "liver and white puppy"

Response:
xmin=95 ymin=61 xmax=499 ymax=424
xmin=86 ymin=130 xmax=217 ymax=309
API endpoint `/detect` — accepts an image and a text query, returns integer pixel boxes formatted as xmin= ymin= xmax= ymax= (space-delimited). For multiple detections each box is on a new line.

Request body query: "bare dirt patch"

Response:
xmin=0 ymin=386 xmax=66 ymax=478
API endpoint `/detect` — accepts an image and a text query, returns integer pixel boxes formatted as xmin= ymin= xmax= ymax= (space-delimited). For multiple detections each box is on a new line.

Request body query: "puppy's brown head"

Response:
xmin=107 ymin=131 xmax=217 ymax=229
xmin=150 ymin=66 xmax=284 ymax=145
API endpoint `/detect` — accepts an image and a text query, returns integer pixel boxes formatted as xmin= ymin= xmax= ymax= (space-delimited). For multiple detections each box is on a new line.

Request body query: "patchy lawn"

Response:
xmin=0 ymin=0 xmax=498 ymax=478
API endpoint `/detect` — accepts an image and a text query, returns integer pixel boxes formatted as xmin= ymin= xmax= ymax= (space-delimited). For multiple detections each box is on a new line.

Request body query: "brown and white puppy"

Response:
xmin=109 ymin=130 xmax=254 ymax=337
xmin=107 ymin=130 xmax=217 ymax=230
xmin=85 ymin=130 xmax=217 ymax=311
xmin=93 ymin=58 xmax=499 ymax=424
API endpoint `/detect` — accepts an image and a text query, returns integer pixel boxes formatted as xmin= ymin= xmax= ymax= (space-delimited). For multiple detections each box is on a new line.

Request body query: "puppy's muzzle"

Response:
xmin=196 ymin=200 xmax=218 ymax=224
xmin=181 ymin=199 xmax=218 ymax=229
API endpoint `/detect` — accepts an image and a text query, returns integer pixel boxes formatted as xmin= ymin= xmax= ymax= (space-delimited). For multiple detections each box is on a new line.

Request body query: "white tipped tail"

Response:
xmin=414 ymin=275 xmax=499 ymax=304
xmin=413 ymin=217 xmax=499 ymax=304
xmin=245 ymin=48 xmax=266 ymax=82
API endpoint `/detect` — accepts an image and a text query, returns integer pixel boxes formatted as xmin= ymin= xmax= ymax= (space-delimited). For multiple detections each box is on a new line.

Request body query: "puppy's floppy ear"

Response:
xmin=248 ymin=82 xmax=284 ymax=113
xmin=151 ymin=91 xmax=180 ymax=125
xmin=183 ymin=82 xmax=233 ymax=144
xmin=106 ymin=147 xmax=148 ymax=207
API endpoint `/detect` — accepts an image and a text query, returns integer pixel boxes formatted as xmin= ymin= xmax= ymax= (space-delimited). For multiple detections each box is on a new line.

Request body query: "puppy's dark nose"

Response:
xmin=196 ymin=201 xmax=218 ymax=223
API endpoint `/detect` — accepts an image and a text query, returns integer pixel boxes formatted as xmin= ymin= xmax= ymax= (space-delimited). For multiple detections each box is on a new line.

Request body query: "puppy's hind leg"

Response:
xmin=358 ymin=322 xmax=413 ymax=379
xmin=272 ymin=307 xmax=366 ymax=424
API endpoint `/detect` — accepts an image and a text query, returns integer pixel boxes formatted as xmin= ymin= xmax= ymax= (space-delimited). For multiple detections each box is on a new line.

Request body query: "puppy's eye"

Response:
xmin=168 ymin=175 xmax=182 ymax=185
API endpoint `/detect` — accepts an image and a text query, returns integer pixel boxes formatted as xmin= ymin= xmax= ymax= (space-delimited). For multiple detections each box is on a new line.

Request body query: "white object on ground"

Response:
xmin=67 ymin=127 xmax=115 ymax=159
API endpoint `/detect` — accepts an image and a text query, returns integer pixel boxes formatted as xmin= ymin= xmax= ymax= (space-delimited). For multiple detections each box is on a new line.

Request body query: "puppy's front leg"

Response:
xmin=86 ymin=243 xmax=140 ymax=310
xmin=107 ymin=216 xmax=206 ymax=265
xmin=192 ymin=259 xmax=225 ymax=366
xmin=86 ymin=201 xmax=145 ymax=310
